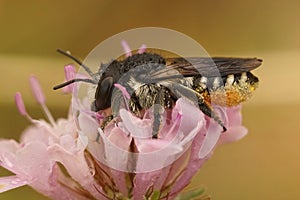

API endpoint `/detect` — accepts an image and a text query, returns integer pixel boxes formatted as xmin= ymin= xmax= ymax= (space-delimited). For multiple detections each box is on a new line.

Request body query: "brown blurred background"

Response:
xmin=0 ymin=0 xmax=299 ymax=199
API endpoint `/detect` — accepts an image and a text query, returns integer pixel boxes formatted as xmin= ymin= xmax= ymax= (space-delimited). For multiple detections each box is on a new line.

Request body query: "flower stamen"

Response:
xmin=29 ymin=75 xmax=56 ymax=127
xmin=63 ymin=64 xmax=76 ymax=93
xmin=121 ymin=40 xmax=132 ymax=57
xmin=138 ymin=44 xmax=147 ymax=54
xmin=14 ymin=92 xmax=36 ymax=123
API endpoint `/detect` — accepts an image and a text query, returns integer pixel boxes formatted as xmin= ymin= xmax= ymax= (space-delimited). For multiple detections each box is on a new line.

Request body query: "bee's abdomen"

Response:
xmin=194 ymin=72 xmax=259 ymax=107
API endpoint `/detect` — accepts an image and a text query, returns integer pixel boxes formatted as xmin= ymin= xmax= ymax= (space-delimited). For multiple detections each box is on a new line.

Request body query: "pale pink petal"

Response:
xmin=135 ymin=140 xmax=183 ymax=173
xmin=20 ymin=125 xmax=53 ymax=146
xmin=59 ymin=135 xmax=78 ymax=152
xmin=0 ymin=140 xmax=19 ymax=154
xmin=159 ymin=149 xmax=191 ymax=192
xmin=120 ymin=109 xmax=152 ymax=139
xmin=48 ymin=144 xmax=103 ymax=199
xmin=109 ymin=169 xmax=128 ymax=196
xmin=199 ymin=106 xmax=226 ymax=158
xmin=0 ymin=176 xmax=27 ymax=193
xmin=137 ymin=139 xmax=181 ymax=153
xmin=98 ymin=127 xmax=132 ymax=172
xmin=198 ymin=123 xmax=222 ymax=159
xmin=15 ymin=142 xmax=52 ymax=181
xmin=218 ymin=106 xmax=247 ymax=145
xmin=77 ymin=112 xmax=105 ymax=160
xmin=47 ymin=146 xmax=91 ymax=185
xmin=77 ymin=112 xmax=99 ymax=140
xmin=219 ymin=126 xmax=248 ymax=145
xmin=179 ymin=122 xmax=204 ymax=148
xmin=0 ymin=140 xmax=21 ymax=173
xmin=172 ymin=98 xmax=204 ymax=135
xmin=133 ymin=169 xmax=164 ymax=199
xmin=28 ymin=163 xmax=93 ymax=200
xmin=170 ymin=128 xmax=209 ymax=197
xmin=107 ymin=127 xmax=132 ymax=150
xmin=226 ymin=105 xmax=243 ymax=126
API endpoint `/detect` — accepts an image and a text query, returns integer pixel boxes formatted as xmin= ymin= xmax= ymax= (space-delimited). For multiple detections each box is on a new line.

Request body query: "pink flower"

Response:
xmin=76 ymin=93 xmax=246 ymax=199
xmin=0 ymin=42 xmax=248 ymax=199
xmin=1 ymin=76 xmax=104 ymax=199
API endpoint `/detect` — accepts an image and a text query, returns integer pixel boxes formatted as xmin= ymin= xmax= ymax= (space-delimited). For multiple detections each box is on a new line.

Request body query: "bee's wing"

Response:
xmin=162 ymin=57 xmax=262 ymax=77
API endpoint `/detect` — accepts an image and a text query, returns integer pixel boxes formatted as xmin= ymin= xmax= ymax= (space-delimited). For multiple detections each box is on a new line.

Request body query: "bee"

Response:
xmin=54 ymin=49 xmax=261 ymax=138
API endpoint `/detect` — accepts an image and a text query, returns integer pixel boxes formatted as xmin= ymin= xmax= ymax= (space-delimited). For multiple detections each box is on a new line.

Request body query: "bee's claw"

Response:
xmin=222 ymin=126 xmax=227 ymax=132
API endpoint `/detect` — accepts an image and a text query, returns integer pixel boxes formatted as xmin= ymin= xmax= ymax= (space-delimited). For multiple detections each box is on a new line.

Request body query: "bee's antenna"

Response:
xmin=53 ymin=78 xmax=97 ymax=90
xmin=57 ymin=49 xmax=94 ymax=77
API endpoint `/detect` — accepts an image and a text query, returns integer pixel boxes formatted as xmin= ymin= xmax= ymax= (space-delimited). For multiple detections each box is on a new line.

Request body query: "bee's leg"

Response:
xmin=96 ymin=115 xmax=113 ymax=142
xmin=197 ymin=95 xmax=227 ymax=132
xmin=100 ymin=115 xmax=114 ymax=130
xmin=152 ymin=104 xmax=164 ymax=138
xmin=170 ymin=83 xmax=227 ymax=132
xmin=151 ymin=91 xmax=166 ymax=138
xmin=96 ymin=114 xmax=119 ymax=142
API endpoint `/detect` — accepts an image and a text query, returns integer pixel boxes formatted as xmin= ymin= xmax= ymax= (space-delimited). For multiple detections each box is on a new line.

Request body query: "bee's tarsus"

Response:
xmin=222 ymin=126 xmax=227 ymax=132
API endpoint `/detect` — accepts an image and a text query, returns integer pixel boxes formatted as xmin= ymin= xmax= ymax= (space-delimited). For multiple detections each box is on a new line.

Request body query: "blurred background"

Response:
xmin=0 ymin=0 xmax=299 ymax=199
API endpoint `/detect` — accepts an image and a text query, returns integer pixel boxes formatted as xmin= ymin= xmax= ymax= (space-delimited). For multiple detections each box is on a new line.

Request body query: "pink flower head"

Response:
xmin=0 ymin=42 xmax=248 ymax=200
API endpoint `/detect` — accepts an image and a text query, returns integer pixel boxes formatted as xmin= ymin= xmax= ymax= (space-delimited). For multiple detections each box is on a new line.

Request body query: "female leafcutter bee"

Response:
xmin=54 ymin=49 xmax=261 ymax=138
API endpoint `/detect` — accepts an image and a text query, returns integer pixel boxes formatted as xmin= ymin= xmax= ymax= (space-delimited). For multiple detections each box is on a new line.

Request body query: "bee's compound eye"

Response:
xmin=95 ymin=77 xmax=114 ymax=111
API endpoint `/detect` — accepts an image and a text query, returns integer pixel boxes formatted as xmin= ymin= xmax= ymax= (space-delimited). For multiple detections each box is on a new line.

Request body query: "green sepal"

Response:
xmin=174 ymin=187 xmax=210 ymax=200
xmin=149 ymin=190 xmax=160 ymax=200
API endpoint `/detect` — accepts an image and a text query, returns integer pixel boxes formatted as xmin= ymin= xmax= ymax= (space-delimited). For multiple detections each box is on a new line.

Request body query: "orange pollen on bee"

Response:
xmin=203 ymin=82 xmax=258 ymax=107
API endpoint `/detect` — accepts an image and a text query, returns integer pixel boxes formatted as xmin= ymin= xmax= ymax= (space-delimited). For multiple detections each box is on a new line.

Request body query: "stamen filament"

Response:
xmin=121 ymin=40 xmax=132 ymax=57
xmin=41 ymin=104 xmax=57 ymax=128
xmin=138 ymin=44 xmax=147 ymax=54
xmin=29 ymin=75 xmax=56 ymax=127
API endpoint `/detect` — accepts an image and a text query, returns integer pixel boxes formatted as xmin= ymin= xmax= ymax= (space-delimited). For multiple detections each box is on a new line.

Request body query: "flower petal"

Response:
xmin=226 ymin=105 xmax=243 ymax=126
xmin=172 ymin=98 xmax=204 ymax=135
xmin=0 ymin=176 xmax=27 ymax=193
xmin=198 ymin=123 xmax=222 ymax=159
xmin=170 ymin=128 xmax=209 ymax=197
xmin=98 ymin=127 xmax=132 ymax=172
xmin=198 ymin=106 xmax=226 ymax=159
xmin=219 ymin=126 xmax=248 ymax=145
xmin=120 ymin=109 xmax=152 ymax=139
xmin=48 ymin=144 xmax=103 ymax=199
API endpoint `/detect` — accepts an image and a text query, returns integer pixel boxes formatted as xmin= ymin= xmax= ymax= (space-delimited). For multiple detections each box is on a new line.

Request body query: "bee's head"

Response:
xmin=93 ymin=76 xmax=114 ymax=111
